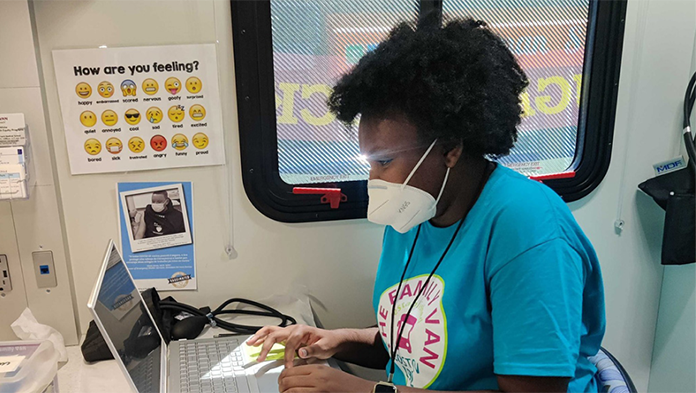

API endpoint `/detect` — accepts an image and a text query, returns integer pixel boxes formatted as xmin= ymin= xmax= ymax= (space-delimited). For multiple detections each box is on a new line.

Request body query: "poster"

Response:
xmin=118 ymin=182 xmax=196 ymax=291
xmin=53 ymin=44 xmax=225 ymax=175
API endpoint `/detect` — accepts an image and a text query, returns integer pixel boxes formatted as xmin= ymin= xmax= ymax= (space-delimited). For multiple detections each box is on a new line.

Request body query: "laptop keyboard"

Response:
xmin=129 ymin=351 xmax=156 ymax=393
xmin=178 ymin=338 xmax=251 ymax=393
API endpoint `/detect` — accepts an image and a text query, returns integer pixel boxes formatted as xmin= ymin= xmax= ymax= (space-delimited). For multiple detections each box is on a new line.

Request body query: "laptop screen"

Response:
xmin=94 ymin=244 xmax=163 ymax=392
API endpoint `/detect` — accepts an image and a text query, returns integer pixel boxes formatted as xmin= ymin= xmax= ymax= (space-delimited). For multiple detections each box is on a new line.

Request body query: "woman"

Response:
xmin=248 ymin=16 xmax=604 ymax=393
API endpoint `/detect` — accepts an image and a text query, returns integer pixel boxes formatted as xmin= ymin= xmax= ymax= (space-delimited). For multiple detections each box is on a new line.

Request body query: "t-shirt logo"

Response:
xmin=377 ymin=275 xmax=447 ymax=388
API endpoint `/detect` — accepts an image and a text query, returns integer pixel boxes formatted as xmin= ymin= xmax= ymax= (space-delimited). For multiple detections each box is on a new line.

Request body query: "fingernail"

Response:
xmin=299 ymin=348 xmax=307 ymax=358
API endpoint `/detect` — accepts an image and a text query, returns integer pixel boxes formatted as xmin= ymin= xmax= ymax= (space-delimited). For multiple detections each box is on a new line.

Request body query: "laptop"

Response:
xmin=88 ymin=240 xmax=280 ymax=393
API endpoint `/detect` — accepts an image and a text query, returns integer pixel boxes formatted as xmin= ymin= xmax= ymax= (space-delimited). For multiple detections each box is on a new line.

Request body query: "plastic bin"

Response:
xmin=0 ymin=340 xmax=58 ymax=393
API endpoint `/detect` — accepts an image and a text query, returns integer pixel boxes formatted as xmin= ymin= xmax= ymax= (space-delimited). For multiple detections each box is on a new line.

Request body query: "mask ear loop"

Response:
xmin=435 ymin=167 xmax=450 ymax=203
xmin=401 ymin=139 xmax=439 ymax=190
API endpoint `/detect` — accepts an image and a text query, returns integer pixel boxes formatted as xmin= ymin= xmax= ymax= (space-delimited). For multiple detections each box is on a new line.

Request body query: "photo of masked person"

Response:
xmin=132 ymin=190 xmax=186 ymax=239
xmin=121 ymin=183 xmax=192 ymax=253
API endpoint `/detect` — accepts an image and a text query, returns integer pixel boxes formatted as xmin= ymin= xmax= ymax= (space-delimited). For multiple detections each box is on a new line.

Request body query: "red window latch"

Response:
xmin=529 ymin=171 xmax=576 ymax=182
xmin=293 ymin=187 xmax=348 ymax=209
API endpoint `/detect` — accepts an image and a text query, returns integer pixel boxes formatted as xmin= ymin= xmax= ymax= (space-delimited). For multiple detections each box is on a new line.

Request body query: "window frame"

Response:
xmin=230 ymin=0 xmax=627 ymax=223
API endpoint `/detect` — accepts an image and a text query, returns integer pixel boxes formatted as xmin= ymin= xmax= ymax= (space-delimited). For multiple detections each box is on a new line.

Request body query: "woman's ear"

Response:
xmin=444 ymin=142 xmax=463 ymax=168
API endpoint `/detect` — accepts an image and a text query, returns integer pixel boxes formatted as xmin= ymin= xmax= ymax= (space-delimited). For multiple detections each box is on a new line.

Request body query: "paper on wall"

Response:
xmin=117 ymin=182 xmax=196 ymax=291
xmin=52 ymin=44 xmax=225 ymax=175
xmin=0 ymin=113 xmax=27 ymax=147
xmin=0 ymin=164 xmax=27 ymax=199
xmin=0 ymin=147 xmax=27 ymax=165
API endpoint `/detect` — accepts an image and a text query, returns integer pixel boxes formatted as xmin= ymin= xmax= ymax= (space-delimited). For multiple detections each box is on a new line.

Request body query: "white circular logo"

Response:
xmin=377 ymin=275 xmax=447 ymax=388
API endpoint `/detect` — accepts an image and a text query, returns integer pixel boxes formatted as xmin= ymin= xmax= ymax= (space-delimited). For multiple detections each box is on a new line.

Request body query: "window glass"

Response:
xmin=444 ymin=0 xmax=590 ymax=176
xmin=271 ymin=0 xmax=419 ymax=184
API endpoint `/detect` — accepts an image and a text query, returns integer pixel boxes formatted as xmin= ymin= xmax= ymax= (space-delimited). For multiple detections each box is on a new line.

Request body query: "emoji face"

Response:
xmin=84 ymin=138 xmax=101 ymax=155
xmin=171 ymin=134 xmax=189 ymax=150
xmin=101 ymin=110 xmax=118 ymax=126
xmin=185 ymin=77 xmax=202 ymax=94
xmin=105 ymin=137 xmax=123 ymax=154
xmin=146 ymin=107 xmax=163 ymax=124
xmin=168 ymin=105 xmax=185 ymax=122
xmin=75 ymin=82 xmax=92 ymax=99
xmin=142 ymin=78 xmax=159 ymax=95
xmin=150 ymin=135 xmax=167 ymax=152
xmin=128 ymin=137 xmax=145 ymax=153
xmin=164 ymin=77 xmax=181 ymax=95
xmin=189 ymin=104 xmax=206 ymax=121
xmin=124 ymin=109 xmax=141 ymax=125
xmin=80 ymin=111 xmax=97 ymax=127
xmin=120 ymin=79 xmax=137 ymax=96
xmin=192 ymin=132 xmax=209 ymax=149
xmin=97 ymin=81 xmax=114 ymax=98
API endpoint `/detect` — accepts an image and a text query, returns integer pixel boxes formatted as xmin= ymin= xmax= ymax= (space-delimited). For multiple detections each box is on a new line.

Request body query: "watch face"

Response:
xmin=374 ymin=382 xmax=396 ymax=393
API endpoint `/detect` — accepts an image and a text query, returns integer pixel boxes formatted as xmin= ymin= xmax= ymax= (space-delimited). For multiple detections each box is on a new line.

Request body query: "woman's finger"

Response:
xmin=283 ymin=330 xmax=310 ymax=368
xmin=256 ymin=330 xmax=290 ymax=362
xmin=278 ymin=375 xmax=315 ymax=393
xmin=247 ymin=325 xmax=280 ymax=346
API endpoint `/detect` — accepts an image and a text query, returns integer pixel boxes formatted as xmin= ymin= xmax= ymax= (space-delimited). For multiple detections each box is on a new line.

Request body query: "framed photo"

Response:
xmin=119 ymin=183 xmax=192 ymax=253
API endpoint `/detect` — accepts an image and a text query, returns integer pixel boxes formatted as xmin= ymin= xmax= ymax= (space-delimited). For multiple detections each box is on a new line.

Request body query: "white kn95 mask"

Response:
xmin=367 ymin=140 xmax=450 ymax=233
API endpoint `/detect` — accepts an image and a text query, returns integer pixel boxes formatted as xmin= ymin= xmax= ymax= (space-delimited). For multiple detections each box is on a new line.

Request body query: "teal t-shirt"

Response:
xmin=372 ymin=165 xmax=605 ymax=392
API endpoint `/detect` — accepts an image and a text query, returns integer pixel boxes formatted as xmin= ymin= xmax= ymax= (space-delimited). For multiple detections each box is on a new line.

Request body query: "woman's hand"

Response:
xmin=247 ymin=325 xmax=348 ymax=368
xmin=278 ymin=364 xmax=373 ymax=393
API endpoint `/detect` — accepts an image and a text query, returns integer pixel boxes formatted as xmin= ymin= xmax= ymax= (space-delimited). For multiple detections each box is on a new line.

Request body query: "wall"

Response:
xmin=30 ymin=0 xmax=385 ymax=343
xmin=647 ymin=9 xmax=696 ymax=391
xmin=21 ymin=0 xmax=694 ymax=391
xmin=566 ymin=0 xmax=695 ymax=390
xmin=0 ymin=0 xmax=78 ymax=345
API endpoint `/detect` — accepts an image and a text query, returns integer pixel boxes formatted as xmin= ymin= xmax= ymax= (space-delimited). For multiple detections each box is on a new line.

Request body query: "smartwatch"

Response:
xmin=373 ymin=381 xmax=398 ymax=393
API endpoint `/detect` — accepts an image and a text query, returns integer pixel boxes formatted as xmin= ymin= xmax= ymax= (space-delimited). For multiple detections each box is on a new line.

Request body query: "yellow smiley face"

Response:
xmin=84 ymin=138 xmax=101 ymax=155
xmin=101 ymin=110 xmax=118 ymax=126
xmin=105 ymin=137 xmax=123 ymax=154
xmin=97 ymin=81 xmax=114 ymax=98
xmin=142 ymin=78 xmax=159 ymax=95
xmin=124 ymin=109 xmax=141 ymax=125
xmin=80 ymin=111 xmax=97 ymax=127
xmin=192 ymin=132 xmax=209 ymax=149
xmin=146 ymin=107 xmax=163 ymax=124
xmin=185 ymin=77 xmax=202 ymax=94
xmin=168 ymin=105 xmax=185 ymax=122
xmin=171 ymin=133 xmax=189 ymax=150
xmin=75 ymin=82 xmax=92 ymax=99
xmin=120 ymin=80 xmax=137 ymax=97
xmin=189 ymin=104 xmax=206 ymax=121
xmin=128 ymin=136 xmax=145 ymax=153
xmin=164 ymin=77 xmax=181 ymax=95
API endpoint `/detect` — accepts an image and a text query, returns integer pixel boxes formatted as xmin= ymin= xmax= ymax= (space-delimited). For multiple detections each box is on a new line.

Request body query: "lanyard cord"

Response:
xmin=387 ymin=218 xmax=464 ymax=382
xmin=386 ymin=162 xmax=493 ymax=382
xmin=388 ymin=224 xmax=422 ymax=377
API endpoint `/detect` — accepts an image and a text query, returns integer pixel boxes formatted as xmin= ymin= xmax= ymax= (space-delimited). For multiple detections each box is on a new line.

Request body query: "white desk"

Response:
xmin=57 ymin=295 xmax=318 ymax=393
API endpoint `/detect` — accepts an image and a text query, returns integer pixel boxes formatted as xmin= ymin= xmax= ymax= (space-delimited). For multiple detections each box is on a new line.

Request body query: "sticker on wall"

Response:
xmin=52 ymin=44 xmax=225 ymax=175
xmin=117 ymin=181 xmax=196 ymax=291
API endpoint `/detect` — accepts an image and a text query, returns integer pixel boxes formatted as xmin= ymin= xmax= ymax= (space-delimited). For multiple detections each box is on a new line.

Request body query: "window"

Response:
xmin=231 ymin=0 xmax=627 ymax=222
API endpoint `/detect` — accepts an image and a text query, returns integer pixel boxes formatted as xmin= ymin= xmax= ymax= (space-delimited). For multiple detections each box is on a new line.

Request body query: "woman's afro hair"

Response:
xmin=327 ymin=15 xmax=529 ymax=158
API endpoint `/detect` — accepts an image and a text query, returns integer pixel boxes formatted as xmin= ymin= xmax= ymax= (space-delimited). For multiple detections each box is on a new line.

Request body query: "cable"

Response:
xmin=159 ymin=298 xmax=297 ymax=336
xmin=683 ymin=71 xmax=696 ymax=171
